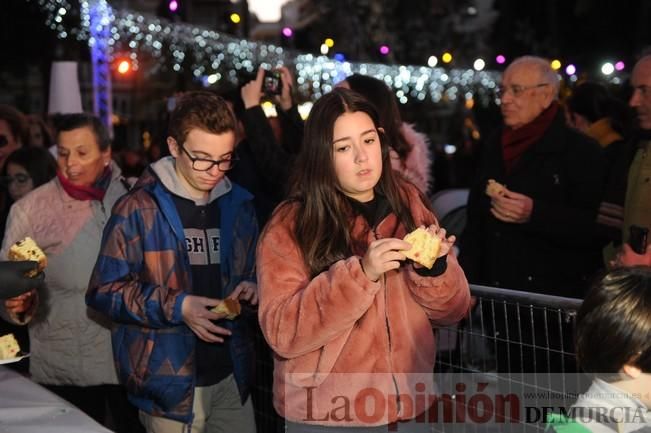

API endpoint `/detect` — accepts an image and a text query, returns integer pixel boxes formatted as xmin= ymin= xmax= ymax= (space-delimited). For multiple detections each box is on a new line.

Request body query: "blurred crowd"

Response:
xmin=1 ymin=52 xmax=651 ymax=432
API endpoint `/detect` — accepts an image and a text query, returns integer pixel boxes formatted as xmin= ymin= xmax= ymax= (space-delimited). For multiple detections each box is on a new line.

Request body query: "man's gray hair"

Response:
xmin=508 ymin=55 xmax=560 ymax=98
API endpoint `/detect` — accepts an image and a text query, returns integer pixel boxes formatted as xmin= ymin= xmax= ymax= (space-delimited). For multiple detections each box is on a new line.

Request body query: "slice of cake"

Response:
xmin=485 ymin=179 xmax=507 ymax=198
xmin=211 ymin=298 xmax=241 ymax=320
xmin=0 ymin=333 xmax=20 ymax=359
xmin=400 ymin=227 xmax=442 ymax=269
xmin=7 ymin=237 xmax=47 ymax=277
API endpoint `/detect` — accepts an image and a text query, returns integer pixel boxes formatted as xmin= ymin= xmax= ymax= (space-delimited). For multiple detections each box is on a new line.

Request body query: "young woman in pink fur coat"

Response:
xmin=339 ymin=74 xmax=433 ymax=194
xmin=256 ymin=88 xmax=469 ymax=432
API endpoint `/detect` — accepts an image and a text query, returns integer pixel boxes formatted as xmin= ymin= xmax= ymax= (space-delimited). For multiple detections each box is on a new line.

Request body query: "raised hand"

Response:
xmin=273 ymin=66 xmax=295 ymax=111
xmin=241 ymin=67 xmax=266 ymax=109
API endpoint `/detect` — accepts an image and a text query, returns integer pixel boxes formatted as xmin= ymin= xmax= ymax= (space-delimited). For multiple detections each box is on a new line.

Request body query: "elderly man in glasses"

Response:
xmin=460 ymin=56 xmax=606 ymax=299
xmin=87 ymin=91 xmax=258 ymax=433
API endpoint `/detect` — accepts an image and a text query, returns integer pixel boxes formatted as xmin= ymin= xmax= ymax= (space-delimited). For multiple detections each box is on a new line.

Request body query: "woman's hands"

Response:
xmin=361 ymin=224 xmax=455 ymax=280
xmin=361 ymin=238 xmax=411 ymax=282
xmin=424 ymin=225 xmax=456 ymax=258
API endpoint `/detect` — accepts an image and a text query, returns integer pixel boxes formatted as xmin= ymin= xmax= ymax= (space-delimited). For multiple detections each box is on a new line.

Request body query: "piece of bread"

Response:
xmin=485 ymin=179 xmax=506 ymax=198
xmin=7 ymin=237 xmax=47 ymax=277
xmin=0 ymin=333 xmax=20 ymax=359
xmin=211 ymin=298 xmax=241 ymax=320
xmin=401 ymin=227 xmax=441 ymax=269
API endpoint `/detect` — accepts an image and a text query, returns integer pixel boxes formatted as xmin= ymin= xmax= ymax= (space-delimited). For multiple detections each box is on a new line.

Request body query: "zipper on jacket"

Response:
xmin=383 ymin=273 xmax=402 ymax=416
xmin=372 ymin=224 xmax=402 ymax=416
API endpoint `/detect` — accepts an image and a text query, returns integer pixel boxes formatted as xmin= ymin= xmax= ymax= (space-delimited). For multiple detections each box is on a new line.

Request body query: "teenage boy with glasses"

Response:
xmin=87 ymin=91 xmax=258 ymax=433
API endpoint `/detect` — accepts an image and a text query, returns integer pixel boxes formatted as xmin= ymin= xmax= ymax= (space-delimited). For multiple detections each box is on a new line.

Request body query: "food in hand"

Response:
xmin=0 ymin=333 xmax=20 ymax=359
xmin=485 ymin=179 xmax=506 ymax=198
xmin=401 ymin=227 xmax=441 ymax=269
xmin=8 ymin=237 xmax=47 ymax=277
xmin=211 ymin=298 xmax=241 ymax=320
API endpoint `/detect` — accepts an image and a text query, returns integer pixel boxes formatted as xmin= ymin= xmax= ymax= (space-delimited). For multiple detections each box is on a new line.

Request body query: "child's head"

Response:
xmin=295 ymin=87 xmax=393 ymax=201
xmin=576 ymin=267 xmax=651 ymax=379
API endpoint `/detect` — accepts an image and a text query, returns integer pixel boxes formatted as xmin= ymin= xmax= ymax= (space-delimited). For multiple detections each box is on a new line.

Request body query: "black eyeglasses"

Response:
xmin=180 ymin=146 xmax=238 ymax=172
xmin=495 ymin=83 xmax=550 ymax=98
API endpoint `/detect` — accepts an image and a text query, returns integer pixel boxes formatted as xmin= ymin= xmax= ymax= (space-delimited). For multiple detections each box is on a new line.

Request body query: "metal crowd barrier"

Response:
xmin=251 ymin=284 xmax=584 ymax=433
xmin=433 ymin=284 xmax=584 ymax=432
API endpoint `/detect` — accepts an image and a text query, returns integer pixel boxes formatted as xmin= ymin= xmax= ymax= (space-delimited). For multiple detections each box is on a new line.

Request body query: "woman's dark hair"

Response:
xmin=0 ymin=104 xmax=29 ymax=147
xmin=576 ymin=267 xmax=651 ymax=378
xmin=343 ymin=74 xmax=412 ymax=161
xmin=54 ymin=113 xmax=112 ymax=151
xmin=2 ymin=146 xmax=57 ymax=187
xmin=27 ymin=114 xmax=54 ymax=148
xmin=286 ymin=88 xmax=416 ymax=277
xmin=566 ymin=81 xmax=631 ymax=135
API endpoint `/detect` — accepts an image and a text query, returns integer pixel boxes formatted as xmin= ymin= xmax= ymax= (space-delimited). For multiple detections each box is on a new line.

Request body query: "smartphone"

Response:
xmin=263 ymin=70 xmax=282 ymax=95
xmin=629 ymin=225 xmax=649 ymax=254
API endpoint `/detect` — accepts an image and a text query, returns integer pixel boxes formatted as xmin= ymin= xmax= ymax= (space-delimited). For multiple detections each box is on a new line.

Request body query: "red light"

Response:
xmin=117 ymin=60 xmax=131 ymax=75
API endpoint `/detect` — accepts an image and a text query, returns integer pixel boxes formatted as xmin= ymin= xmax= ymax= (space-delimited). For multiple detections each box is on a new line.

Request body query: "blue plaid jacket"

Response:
xmin=86 ymin=167 xmax=258 ymax=423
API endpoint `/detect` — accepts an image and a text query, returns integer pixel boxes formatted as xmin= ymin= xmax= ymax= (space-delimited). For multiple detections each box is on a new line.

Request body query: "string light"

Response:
xmin=601 ymin=62 xmax=615 ymax=75
xmin=32 ymin=0 xmax=501 ymax=106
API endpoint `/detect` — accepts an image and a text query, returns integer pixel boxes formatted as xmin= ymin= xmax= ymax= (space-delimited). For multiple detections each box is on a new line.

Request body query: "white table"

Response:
xmin=0 ymin=365 xmax=113 ymax=433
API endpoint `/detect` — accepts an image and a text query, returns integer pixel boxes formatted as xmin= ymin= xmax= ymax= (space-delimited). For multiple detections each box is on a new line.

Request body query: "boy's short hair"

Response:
xmin=168 ymin=91 xmax=236 ymax=145
xmin=576 ymin=266 xmax=651 ymax=377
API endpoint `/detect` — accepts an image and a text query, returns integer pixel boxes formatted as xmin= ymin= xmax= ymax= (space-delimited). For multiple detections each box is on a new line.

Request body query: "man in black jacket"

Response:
xmin=460 ymin=56 xmax=606 ymax=299
xmin=459 ymin=56 xmax=607 ymax=374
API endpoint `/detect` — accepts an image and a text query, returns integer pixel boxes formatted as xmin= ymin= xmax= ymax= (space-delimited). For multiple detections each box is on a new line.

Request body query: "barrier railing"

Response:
xmin=433 ymin=284 xmax=584 ymax=432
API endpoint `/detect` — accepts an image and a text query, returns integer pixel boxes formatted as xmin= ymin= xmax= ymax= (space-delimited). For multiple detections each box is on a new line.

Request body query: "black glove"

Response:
xmin=0 ymin=261 xmax=45 ymax=300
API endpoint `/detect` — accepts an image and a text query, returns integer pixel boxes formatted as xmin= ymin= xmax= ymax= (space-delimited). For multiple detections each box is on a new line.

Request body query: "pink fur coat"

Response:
xmin=390 ymin=123 xmax=433 ymax=194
